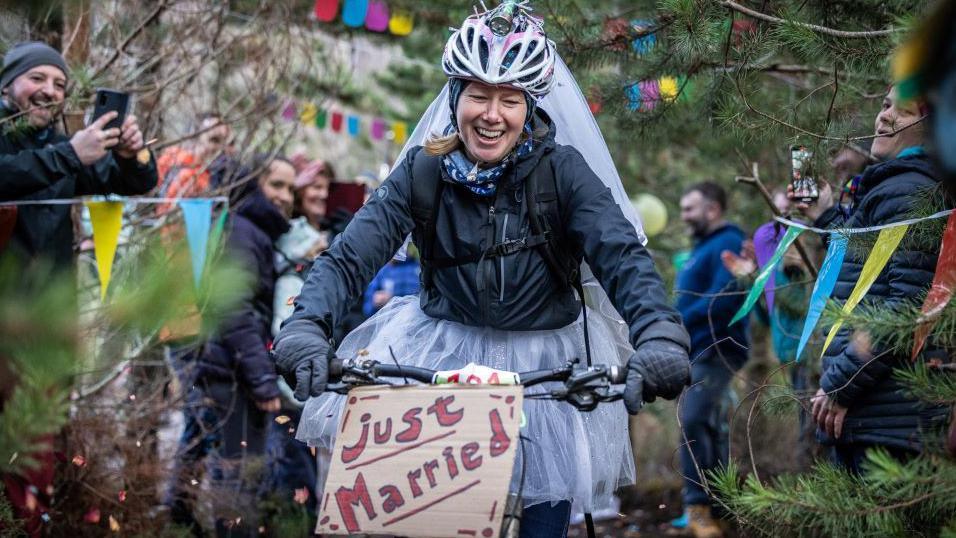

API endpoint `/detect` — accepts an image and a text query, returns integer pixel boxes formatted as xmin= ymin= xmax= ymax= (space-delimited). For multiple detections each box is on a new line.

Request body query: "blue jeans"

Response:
xmin=679 ymin=357 xmax=740 ymax=506
xmin=520 ymin=500 xmax=571 ymax=538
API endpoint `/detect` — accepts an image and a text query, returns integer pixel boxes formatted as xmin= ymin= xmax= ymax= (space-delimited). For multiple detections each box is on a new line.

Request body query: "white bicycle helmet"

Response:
xmin=442 ymin=3 xmax=556 ymax=97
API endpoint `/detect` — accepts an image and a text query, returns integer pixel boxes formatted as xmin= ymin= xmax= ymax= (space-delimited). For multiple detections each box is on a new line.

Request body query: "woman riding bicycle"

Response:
xmin=273 ymin=4 xmax=691 ymax=535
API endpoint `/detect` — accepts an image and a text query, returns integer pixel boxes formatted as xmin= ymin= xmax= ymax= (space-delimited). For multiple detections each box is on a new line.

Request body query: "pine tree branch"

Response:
xmin=720 ymin=1 xmax=899 ymax=38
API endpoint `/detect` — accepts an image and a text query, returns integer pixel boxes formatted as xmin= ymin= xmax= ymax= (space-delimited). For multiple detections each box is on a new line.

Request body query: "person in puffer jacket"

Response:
xmin=184 ymin=155 xmax=293 ymax=535
xmin=795 ymin=85 xmax=950 ymax=472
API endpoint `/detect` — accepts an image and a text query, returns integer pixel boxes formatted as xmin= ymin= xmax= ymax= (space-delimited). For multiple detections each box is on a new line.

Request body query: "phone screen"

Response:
xmin=790 ymin=145 xmax=818 ymax=203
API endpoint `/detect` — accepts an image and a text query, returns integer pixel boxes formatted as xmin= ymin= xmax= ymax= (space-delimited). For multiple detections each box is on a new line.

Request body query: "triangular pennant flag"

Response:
xmin=314 ymin=0 xmax=339 ymax=22
xmin=330 ymin=111 xmax=343 ymax=132
xmin=341 ymin=0 xmax=368 ymax=28
xmin=208 ymin=207 xmax=229 ymax=257
xmin=625 ymin=83 xmax=641 ymax=111
xmin=315 ymin=109 xmax=328 ymax=129
xmin=370 ymin=118 xmax=386 ymax=140
xmin=659 ymin=76 xmax=679 ymax=103
xmin=365 ymin=0 xmax=389 ymax=32
xmin=179 ymin=199 xmax=214 ymax=289
xmin=638 ymin=79 xmax=660 ymax=111
xmin=281 ymin=100 xmax=297 ymax=121
xmin=347 ymin=115 xmax=360 ymax=136
xmin=796 ymin=235 xmax=848 ymax=361
xmin=391 ymin=121 xmax=407 ymax=144
xmin=730 ymin=226 xmax=803 ymax=325
xmin=388 ymin=9 xmax=413 ymax=36
xmin=300 ymin=102 xmax=318 ymax=125
xmin=677 ymin=75 xmax=694 ymax=103
xmin=630 ymin=19 xmax=656 ymax=55
xmin=85 ymin=201 xmax=124 ymax=300
xmin=912 ymin=212 xmax=956 ymax=358
xmin=821 ymin=224 xmax=909 ymax=357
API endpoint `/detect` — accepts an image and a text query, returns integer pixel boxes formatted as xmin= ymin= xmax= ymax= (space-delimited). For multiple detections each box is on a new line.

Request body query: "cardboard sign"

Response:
xmin=317 ymin=385 xmax=523 ymax=537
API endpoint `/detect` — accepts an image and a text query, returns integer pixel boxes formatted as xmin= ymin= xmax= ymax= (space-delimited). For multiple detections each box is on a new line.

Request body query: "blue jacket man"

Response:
xmin=674 ymin=181 xmax=748 ymax=537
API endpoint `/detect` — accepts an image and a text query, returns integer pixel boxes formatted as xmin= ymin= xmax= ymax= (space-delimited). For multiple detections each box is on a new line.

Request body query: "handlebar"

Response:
xmin=327 ymin=357 xmax=627 ymax=412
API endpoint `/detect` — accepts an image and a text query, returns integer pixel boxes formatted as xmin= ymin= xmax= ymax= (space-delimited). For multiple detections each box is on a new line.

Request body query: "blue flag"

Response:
xmin=795 ymin=235 xmax=847 ymax=360
xmin=179 ymin=199 xmax=214 ymax=289
xmin=342 ymin=0 xmax=369 ymax=27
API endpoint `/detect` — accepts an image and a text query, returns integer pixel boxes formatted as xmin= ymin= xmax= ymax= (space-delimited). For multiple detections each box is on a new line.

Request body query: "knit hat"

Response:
xmin=1 ymin=42 xmax=68 ymax=90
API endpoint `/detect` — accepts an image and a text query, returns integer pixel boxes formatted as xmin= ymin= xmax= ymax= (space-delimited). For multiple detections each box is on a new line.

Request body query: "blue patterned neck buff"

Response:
xmin=441 ymin=124 xmax=536 ymax=197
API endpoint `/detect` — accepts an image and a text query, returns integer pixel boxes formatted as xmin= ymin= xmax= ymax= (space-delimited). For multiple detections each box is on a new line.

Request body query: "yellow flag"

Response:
xmin=659 ymin=76 xmax=679 ymax=102
xmin=821 ymin=224 xmax=909 ymax=356
xmin=389 ymin=10 xmax=413 ymax=36
xmin=299 ymin=102 xmax=318 ymax=125
xmin=392 ymin=121 xmax=407 ymax=144
xmin=86 ymin=201 xmax=124 ymax=300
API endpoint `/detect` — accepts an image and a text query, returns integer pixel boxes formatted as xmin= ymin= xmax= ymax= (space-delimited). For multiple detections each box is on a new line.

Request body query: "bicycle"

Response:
xmin=315 ymin=355 xmax=629 ymax=538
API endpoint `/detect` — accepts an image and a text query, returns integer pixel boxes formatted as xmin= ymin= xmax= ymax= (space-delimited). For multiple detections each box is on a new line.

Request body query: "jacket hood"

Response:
xmin=859 ymin=152 xmax=939 ymax=197
xmin=235 ymin=186 xmax=290 ymax=241
xmin=507 ymin=108 xmax=557 ymax=185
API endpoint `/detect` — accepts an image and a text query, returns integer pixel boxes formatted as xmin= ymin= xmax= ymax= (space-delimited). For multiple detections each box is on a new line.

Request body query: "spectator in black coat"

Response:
xmin=796 ymin=85 xmax=949 ymax=472
xmin=0 ymin=42 xmax=156 ymax=269
xmin=171 ymin=155 xmax=293 ymax=535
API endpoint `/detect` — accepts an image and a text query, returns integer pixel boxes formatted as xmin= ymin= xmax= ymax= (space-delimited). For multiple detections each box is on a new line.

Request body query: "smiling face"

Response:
xmin=871 ymin=87 xmax=927 ymax=160
xmin=259 ymin=160 xmax=296 ymax=219
xmin=4 ymin=65 xmax=66 ymax=128
xmin=455 ymin=82 xmax=527 ymax=165
xmin=299 ymin=172 xmax=330 ymax=226
xmin=679 ymin=190 xmax=721 ymax=239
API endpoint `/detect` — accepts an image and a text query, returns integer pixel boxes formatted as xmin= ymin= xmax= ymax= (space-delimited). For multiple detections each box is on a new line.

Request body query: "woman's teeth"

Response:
xmin=476 ymin=127 xmax=504 ymax=140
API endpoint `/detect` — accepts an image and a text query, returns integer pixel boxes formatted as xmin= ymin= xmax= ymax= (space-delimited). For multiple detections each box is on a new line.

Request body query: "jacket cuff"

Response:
xmin=249 ymin=376 xmax=280 ymax=401
xmin=634 ymin=320 xmax=691 ymax=352
xmin=56 ymin=141 xmax=85 ymax=172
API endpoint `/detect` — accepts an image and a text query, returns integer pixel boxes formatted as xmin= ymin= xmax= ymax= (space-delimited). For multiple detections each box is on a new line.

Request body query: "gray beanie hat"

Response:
xmin=1 ymin=41 xmax=68 ymax=90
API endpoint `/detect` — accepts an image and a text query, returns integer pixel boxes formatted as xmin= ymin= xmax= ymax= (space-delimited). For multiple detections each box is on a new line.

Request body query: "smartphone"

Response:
xmin=325 ymin=181 xmax=367 ymax=216
xmin=790 ymin=145 xmax=818 ymax=203
xmin=89 ymin=88 xmax=130 ymax=131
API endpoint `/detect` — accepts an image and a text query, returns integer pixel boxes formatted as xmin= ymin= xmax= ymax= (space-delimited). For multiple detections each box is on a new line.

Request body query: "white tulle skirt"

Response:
xmin=297 ymin=294 xmax=635 ymax=510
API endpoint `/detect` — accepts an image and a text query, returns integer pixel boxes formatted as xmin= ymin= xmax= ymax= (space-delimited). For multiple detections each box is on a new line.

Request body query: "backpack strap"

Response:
xmin=525 ymin=152 xmax=580 ymax=289
xmin=409 ymin=150 xmax=445 ymax=289
xmin=525 ymin=152 xmax=592 ymax=367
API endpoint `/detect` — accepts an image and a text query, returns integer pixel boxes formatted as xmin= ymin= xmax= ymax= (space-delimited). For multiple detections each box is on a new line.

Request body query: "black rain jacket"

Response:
xmin=0 ymin=105 xmax=158 ymax=268
xmin=288 ymin=111 xmax=688 ymax=353
xmin=816 ymin=152 xmax=951 ymax=451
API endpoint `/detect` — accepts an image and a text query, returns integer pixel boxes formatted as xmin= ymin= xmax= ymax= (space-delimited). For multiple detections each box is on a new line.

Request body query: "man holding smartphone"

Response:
xmin=0 ymin=41 xmax=157 ymax=271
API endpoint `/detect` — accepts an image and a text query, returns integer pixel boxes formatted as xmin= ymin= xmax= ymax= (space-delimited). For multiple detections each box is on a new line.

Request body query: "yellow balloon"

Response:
xmin=631 ymin=194 xmax=668 ymax=237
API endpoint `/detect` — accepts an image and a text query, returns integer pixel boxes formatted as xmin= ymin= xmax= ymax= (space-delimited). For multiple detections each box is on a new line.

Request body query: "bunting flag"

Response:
xmin=730 ymin=226 xmax=803 ymax=325
xmin=391 ymin=121 xmax=407 ymax=144
xmin=677 ymin=75 xmax=694 ymax=103
xmin=796 ymin=235 xmax=848 ymax=361
xmin=347 ymin=115 xmax=360 ymax=136
xmin=630 ymin=19 xmax=656 ymax=55
xmin=821 ymin=225 xmax=910 ymax=357
xmin=330 ymin=111 xmax=343 ymax=132
xmin=365 ymin=0 xmax=389 ymax=32
xmin=179 ymin=199 xmax=214 ymax=289
xmin=85 ymin=201 xmax=124 ymax=300
xmin=315 ymin=109 xmax=327 ymax=129
xmin=912 ymin=212 xmax=956 ymax=358
xmin=300 ymin=102 xmax=318 ymax=125
xmin=314 ymin=0 xmax=339 ymax=22
xmin=659 ymin=76 xmax=679 ymax=103
xmin=208 ymin=209 xmax=229 ymax=256
xmin=625 ymin=83 xmax=641 ymax=111
xmin=341 ymin=0 xmax=368 ymax=28
xmin=388 ymin=9 xmax=413 ymax=36
xmin=638 ymin=80 xmax=660 ymax=111
xmin=370 ymin=118 xmax=386 ymax=140
xmin=281 ymin=100 xmax=297 ymax=121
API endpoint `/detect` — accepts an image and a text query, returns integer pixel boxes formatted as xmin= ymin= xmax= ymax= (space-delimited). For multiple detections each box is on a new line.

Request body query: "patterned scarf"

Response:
xmin=440 ymin=125 xmax=536 ymax=197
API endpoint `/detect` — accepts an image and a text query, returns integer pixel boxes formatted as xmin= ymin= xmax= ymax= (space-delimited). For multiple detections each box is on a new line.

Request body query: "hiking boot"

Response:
xmin=687 ymin=504 xmax=723 ymax=538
